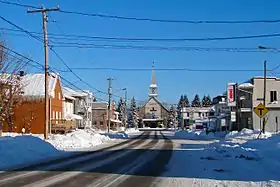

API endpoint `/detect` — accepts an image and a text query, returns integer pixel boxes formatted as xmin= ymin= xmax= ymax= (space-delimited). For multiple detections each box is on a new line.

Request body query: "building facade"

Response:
xmin=92 ymin=101 xmax=122 ymax=130
xmin=208 ymin=95 xmax=230 ymax=131
xmin=62 ymin=87 xmax=94 ymax=129
xmin=229 ymin=77 xmax=280 ymax=132
xmin=252 ymin=77 xmax=280 ymax=132
xmin=3 ymin=73 xmax=63 ymax=134
xmin=139 ymin=64 xmax=169 ymax=127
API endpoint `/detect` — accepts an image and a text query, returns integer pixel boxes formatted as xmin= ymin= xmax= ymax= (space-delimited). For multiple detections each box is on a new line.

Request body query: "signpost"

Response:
xmin=253 ymin=103 xmax=268 ymax=118
xmin=254 ymin=103 xmax=268 ymax=135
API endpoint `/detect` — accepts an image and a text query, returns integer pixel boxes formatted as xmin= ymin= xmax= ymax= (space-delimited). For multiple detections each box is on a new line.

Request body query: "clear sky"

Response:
xmin=1 ymin=0 xmax=280 ymax=105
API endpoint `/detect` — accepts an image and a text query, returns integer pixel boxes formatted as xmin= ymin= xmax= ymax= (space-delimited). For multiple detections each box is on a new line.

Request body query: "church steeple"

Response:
xmin=149 ymin=62 xmax=158 ymax=98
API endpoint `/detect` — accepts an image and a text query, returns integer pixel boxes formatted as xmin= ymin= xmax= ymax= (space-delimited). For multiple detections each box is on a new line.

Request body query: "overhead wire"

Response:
xmin=2 ymin=27 xmax=280 ymax=42
xmin=0 ymin=15 xmax=112 ymax=98
xmin=3 ymin=45 xmax=108 ymax=101
xmin=1 ymin=0 xmax=280 ymax=24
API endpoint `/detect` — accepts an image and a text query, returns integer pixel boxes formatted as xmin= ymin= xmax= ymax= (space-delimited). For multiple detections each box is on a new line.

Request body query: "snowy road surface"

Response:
xmin=1 ymin=130 xmax=280 ymax=187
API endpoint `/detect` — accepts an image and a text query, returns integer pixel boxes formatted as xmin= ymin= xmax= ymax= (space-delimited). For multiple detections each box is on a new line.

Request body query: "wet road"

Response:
xmin=0 ymin=131 xmax=173 ymax=187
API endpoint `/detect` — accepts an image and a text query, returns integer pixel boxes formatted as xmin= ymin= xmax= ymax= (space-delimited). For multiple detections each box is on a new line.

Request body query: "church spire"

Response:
xmin=151 ymin=61 xmax=156 ymax=85
xmin=149 ymin=61 xmax=158 ymax=97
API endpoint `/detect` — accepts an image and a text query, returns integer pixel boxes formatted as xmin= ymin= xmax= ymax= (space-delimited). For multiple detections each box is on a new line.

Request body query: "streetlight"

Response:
xmin=258 ymin=45 xmax=280 ymax=52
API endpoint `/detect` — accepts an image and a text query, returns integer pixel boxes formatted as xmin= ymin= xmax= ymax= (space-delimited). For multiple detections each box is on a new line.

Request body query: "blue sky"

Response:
xmin=1 ymin=0 xmax=280 ymax=104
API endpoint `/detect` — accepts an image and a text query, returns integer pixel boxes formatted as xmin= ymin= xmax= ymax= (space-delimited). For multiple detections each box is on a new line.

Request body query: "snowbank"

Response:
xmin=225 ymin=128 xmax=272 ymax=142
xmin=174 ymin=130 xmax=226 ymax=140
xmin=125 ymin=128 xmax=140 ymax=134
xmin=47 ymin=129 xmax=111 ymax=151
xmin=0 ymin=135 xmax=63 ymax=170
xmin=0 ymin=129 xmax=114 ymax=169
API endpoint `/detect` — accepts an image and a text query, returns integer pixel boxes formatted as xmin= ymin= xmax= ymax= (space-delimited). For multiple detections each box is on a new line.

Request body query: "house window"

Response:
xmin=100 ymin=121 xmax=103 ymax=126
xmin=56 ymin=111 xmax=58 ymax=119
xmin=270 ymin=91 xmax=277 ymax=102
xmin=53 ymin=111 xmax=55 ymax=119
xmin=58 ymin=92 xmax=61 ymax=100
xmin=59 ymin=112 xmax=62 ymax=119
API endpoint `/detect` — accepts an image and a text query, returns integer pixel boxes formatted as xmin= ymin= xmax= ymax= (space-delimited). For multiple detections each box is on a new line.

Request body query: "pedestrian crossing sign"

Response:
xmin=253 ymin=103 xmax=268 ymax=118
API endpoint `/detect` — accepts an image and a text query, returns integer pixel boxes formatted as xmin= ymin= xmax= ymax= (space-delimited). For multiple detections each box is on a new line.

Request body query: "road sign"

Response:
xmin=254 ymin=104 xmax=268 ymax=118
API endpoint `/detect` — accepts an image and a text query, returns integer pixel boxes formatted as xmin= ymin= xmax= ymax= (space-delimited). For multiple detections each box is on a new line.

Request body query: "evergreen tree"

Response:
xmin=202 ymin=95 xmax=207 ymax=107
xmin=183 ymin=95 xmax=190 ymax=107
xmin=205 ymin=95 xmax=212 ymax=106
xmin=177 ymin=95 xmax=184 ymax=124
xmin=191 ymin=94 xmax=201 ymax=107
xmin=117 ymin=98 xmax=126 ymax=126
xmin=127 ymin=97 xmax=139 ymax=128
xmin=168 ymin=105 xmax=177 ymax=128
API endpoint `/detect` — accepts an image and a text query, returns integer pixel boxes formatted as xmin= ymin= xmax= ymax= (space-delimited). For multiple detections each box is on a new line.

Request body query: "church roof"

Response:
xmin=141 ymin=97 xmax=169 ymax=112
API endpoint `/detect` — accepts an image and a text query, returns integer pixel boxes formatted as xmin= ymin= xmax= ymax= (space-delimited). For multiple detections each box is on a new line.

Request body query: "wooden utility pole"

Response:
xmin=27 ymin=6 xmax=59 ymax=139
xmin=107 ymin=78 xmax=113 ymax=133
xmin=262 ymin=60 xmax=267 ymax=133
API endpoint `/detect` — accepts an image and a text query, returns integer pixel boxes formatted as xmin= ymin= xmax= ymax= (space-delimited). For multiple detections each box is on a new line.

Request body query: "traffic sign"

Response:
xmin=254 ymin=104 xmax=268 ymax=118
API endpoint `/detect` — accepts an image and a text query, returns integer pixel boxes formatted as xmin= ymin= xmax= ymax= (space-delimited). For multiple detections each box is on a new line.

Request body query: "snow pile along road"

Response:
xmin=174 ymin=129 xmax=226 ymax=140
xmin=0 ymin=135 xmax=63 ymax=170
xmin=47 ymin=129 xmax=111 ymax=151
xmin=225 ymin=128 xmax=272 ymax=142
xmin=125 ymin=128 xmax=140 ymax=134
xmin=0 ymin=129 xmax=114 ymax=169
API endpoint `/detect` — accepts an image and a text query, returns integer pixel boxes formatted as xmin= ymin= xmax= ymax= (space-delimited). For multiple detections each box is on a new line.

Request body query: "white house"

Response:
xmin=62 ymin=87 xmax=94 ymax=129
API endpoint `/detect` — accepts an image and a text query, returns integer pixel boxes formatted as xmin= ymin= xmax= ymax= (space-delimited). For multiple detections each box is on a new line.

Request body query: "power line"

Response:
xmin=52 ymin=43 xmax=277 ymax=53
xmin=1 ymin=0 xmax=280 ymax=24
xmin=0 ymin=16 xmax=111 ymax=97
xmin=4 ymin=27 xmax=280 ymax=42
xmin=59 ymin=10 xmax=280 ymax=24
xmin=58 ymin=67 xmax=267 ymax=72
xmin=49 ymin=47 xmax=108 ymax=95
xmin=3 ymin=45 xmax=108 ymax=101
xmin=0 ymin=0 xmax=40 ymax=9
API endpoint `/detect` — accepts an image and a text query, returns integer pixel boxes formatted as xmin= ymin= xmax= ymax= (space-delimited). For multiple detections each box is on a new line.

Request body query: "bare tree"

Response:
xmin=0 ymin=41 xmax=25 ymax=136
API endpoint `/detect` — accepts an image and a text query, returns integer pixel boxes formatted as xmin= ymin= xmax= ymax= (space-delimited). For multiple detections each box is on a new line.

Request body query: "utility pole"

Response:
xmin=262 ymin=60 xmax=267 ymax=133
xmin=27 ymin=6 xmax=59 ymax=140
xmin=107 ymin=78 xmax=113 ymax=133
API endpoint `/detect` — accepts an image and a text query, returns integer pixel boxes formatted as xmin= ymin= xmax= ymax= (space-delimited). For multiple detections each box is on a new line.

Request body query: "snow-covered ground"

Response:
xmin=0 ymin=135 xmax=65 ymax=170
xmin=160 ymin=129 xmax=280 ymax=186
xmin=0 ymin=128 xmax=140 ymax=170
xmin=173 ymin=129 xmax=226 ymax=140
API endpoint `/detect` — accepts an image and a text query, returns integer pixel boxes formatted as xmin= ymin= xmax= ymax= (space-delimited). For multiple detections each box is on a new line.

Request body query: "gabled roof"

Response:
xmin=62 ymin=87 xmax=88 ymax=98
xmin=21 ymin=73 xmax=59 ymax=98
xmin=142 ymin=97 xmax=169 ymax=112
xmin=92 ymin=101 xmax=108 ymax=109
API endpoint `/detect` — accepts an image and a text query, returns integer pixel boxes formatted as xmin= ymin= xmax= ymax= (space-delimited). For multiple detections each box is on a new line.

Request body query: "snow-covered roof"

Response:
xmin=253 ymin=76 xmax=278 ymax=79
xmin=62 ymin=87 xmax=87 ymax=98
xmin=238 ymin=82 xmax=254 ymax=89
xmin=21 ymin=73 xmax=58 ymax=98
xmin=92 ymin=102 xmax=108 ymax=109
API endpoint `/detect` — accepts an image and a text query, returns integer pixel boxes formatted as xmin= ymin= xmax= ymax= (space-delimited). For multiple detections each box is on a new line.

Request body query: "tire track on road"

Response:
xmin=116 ymin=131 xmax=173 ymax=187
xmin=51 ymin=131 xmax=159 ymax=187
xmin=0 ymin=132 xmax=148 ymax=187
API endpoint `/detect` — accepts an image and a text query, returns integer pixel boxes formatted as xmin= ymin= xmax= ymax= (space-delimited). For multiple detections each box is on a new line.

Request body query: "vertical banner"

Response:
xmin=227 ymin=83 xmax=237 ymax=107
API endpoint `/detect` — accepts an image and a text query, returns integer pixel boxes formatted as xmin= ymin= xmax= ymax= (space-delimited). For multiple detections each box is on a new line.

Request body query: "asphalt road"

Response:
xmin=0 ymin=131 xmax=173 ymax=187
